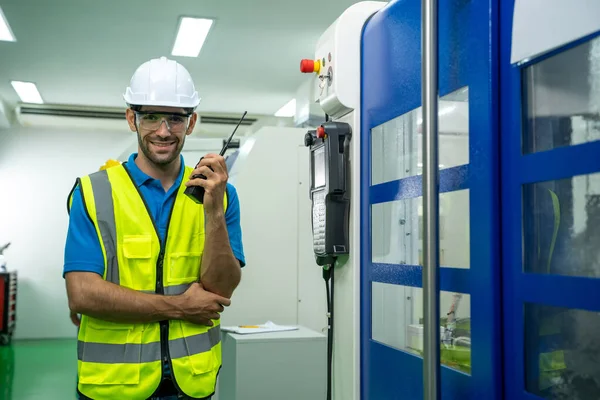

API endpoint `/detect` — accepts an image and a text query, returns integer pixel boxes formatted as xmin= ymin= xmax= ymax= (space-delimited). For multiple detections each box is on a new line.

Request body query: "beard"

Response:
xmin=138 ymin=132 xmax=185 ymax=167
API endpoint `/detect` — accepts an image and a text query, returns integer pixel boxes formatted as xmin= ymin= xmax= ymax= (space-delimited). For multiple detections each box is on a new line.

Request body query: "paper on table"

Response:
xmin=221 ymin=321 xmax=299 ymax=335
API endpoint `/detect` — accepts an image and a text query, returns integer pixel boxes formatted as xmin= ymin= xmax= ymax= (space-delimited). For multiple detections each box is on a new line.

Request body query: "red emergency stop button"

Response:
xmin=300 ymin=59 xmax=314 ymax=73
xmin=300 ymin=59 xmax=321 ymax=74
xmin=317 ymin=126 xmax=326 ymax=139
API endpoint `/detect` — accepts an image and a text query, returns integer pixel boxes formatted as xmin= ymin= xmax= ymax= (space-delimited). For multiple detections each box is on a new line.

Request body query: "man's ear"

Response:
xmin=186 ymin=113 xmax=198 ymax=136
xmin=125 ymin=108 xmax=137 ymax=132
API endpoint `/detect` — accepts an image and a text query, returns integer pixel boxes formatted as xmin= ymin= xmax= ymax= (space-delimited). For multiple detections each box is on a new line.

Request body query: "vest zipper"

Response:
xmin=161 ymin=197 xmax=187 ymax=396
xmin=157 ymin=251 xmax=169 ymax=371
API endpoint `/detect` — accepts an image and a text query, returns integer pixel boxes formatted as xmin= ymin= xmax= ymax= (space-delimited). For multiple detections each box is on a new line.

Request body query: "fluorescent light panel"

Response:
xmin=0 ymin=6 xmax=16 ymax=42
xmin=172 ymin=17 xmax=214 ymax=57
xmin=275 ymin=99 xmax=296 ymax=117
xmin=11 ymin=81 xmax=44 ymax=104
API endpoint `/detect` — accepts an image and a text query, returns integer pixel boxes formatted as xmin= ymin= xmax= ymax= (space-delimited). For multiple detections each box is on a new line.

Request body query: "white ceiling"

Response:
xmin=0 ymin=0 xmax=359 ymax=117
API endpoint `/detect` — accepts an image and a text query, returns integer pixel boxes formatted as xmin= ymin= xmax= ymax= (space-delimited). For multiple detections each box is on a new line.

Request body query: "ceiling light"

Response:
xmin=171 ymin=17 xmax=214 ymax=57
xmin=11 ymin=81 xmax=44 ymax=104
xmin=0 ymin=7 xmax=16 ymax=42
xmin=275 ymin=99 xmax=296 ymax=117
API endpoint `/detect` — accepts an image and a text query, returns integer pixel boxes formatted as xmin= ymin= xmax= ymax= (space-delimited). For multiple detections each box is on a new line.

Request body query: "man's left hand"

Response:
xmin=70 ymin=311 xmax=81 ymax=327
xmin=185 ymin=153 xmax=228 ymax=215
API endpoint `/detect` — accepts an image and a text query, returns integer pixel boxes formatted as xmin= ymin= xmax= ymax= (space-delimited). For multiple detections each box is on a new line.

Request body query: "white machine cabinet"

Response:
xmin=217 ymin=327 xmax=327 ymax=400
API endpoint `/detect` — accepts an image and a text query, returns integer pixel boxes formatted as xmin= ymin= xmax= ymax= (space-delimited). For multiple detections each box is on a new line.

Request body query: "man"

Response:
xmin=64 ymin=56 xmax=245 ymax=400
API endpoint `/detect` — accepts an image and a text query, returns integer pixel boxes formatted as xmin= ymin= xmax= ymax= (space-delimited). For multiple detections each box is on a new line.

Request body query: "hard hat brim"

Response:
xmin=123 ymin=94 xmax=201 ymax=109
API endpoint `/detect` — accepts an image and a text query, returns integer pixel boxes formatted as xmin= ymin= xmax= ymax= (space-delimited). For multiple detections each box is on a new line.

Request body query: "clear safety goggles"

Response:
xmin=134 ymin=112 xmax=191 ymax=134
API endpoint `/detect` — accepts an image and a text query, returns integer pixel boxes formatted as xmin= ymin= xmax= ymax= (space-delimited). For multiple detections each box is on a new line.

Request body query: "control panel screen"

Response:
xmin=312 ymin=146 xmax=326 ymax=189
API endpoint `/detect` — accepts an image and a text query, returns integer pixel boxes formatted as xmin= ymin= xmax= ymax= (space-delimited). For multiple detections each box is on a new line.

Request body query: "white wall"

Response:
xmin=0 ymin=125 xmax=135 ymax=339
xmin=220 ymin=126 xmax=327 ymax=332
xmin=0 ymin=129 xmax=9 ymax=152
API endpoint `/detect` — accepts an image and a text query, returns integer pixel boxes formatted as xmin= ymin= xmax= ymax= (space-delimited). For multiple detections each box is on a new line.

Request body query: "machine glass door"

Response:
xmin=501 ymin=3 xmax=600 ymax=398
xmin=361 ymin=0 xmax=500 ymax=398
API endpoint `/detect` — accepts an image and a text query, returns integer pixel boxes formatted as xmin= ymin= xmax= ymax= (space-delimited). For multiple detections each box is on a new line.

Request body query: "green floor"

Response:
xmin=0 ymin=339 xmax=78 ymax=400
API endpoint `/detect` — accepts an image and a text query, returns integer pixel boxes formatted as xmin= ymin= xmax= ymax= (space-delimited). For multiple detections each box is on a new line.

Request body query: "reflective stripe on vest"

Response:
xmin=131 ymin=284 xmax=192 ymax=296
xmin=89 ymin=170 xmax=120 ymax=285
xmin=78 ymin=324 xmax=221 ymax=363
xmin=74 ymin=163 xmax=228 ymax=400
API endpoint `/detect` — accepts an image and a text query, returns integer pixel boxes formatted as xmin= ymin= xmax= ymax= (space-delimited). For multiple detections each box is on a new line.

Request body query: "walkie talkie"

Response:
xmin=184 ymin=111 xmax=248 ymax=204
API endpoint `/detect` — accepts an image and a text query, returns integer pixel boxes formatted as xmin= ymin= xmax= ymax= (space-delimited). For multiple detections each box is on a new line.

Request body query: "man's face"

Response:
xmin=126 ymin=106 xmax=197 ymax=166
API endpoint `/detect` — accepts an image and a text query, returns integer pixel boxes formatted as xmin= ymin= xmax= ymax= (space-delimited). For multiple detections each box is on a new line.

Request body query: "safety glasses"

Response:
xmin=134 ymin=111 xmax=191 ymax=134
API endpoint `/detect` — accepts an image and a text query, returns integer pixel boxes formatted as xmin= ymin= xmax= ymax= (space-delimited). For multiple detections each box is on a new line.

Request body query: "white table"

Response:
xmin=216 ymin=326 xmax=327 ymax=400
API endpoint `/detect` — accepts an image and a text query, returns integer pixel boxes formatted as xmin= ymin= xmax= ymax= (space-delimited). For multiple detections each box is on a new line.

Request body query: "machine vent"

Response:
xmin=201 ymin=116 xmax=255 ymax=126
xmin=19 ymin=106 xmax=124 ymax=120
xmin=18 ymin=105 xmax=257 ymax=126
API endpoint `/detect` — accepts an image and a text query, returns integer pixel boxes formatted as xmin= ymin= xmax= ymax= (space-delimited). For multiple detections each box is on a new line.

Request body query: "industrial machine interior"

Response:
xmin=1 ymin=0 xmax=600 ymax=399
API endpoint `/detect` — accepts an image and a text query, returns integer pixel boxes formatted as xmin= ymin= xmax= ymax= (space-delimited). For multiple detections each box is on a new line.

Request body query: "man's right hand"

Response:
xmin=177 ymin=282 xmax=231 ymax=326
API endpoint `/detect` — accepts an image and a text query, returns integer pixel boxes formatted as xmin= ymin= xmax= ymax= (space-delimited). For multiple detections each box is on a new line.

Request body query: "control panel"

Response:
xmin=299 ymin=1 xmax=387 ymax=119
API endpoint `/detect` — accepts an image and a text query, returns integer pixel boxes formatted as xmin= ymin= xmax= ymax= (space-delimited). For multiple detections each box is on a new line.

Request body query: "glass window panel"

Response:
xmin=523 ymin=36 xmax=600 ymax=154
xmin=372 ymin=190 xmax=470 ymax=269
xmin=371 ymin=86 xmax=469 ymax=185
xmin=371 ymin=282 xmax=471 ymax=374
xmin=523 ymin=173 xmax=600 ymax=278
xmin=524 ymin=303 xmax=600 ymax=398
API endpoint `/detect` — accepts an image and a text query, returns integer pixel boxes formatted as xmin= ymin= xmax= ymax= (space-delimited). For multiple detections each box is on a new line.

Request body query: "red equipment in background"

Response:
xmin=0 ymin=271 xmax=17 ymax=345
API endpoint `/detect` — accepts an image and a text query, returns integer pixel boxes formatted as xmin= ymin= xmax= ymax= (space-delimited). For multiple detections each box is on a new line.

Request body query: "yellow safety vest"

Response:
xmin=69 ymin=162 xmax=227 ymax=400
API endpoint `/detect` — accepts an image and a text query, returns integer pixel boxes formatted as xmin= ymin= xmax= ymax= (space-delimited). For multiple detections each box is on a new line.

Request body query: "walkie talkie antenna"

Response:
xmin=220 ymin=111 xmax=247 ymax=156
xmin=184 ymin=110 xmax=248 ymax=204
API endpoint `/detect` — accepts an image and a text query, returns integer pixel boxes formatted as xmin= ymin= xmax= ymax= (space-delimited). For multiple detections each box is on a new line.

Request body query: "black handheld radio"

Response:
xmin=184 ymin=111 xmax=248 ymax=204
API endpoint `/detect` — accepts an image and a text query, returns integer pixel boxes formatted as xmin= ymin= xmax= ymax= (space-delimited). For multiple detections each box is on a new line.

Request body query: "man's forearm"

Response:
xmin=66 ymin=272 xmax=184 ymax=324
xmin=201 ymin=212 xmax=241 ymax=298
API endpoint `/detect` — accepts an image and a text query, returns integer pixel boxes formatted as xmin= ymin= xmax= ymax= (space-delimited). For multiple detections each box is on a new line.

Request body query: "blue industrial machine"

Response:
xmin=358 ymin=0 xmax=600 ymax=399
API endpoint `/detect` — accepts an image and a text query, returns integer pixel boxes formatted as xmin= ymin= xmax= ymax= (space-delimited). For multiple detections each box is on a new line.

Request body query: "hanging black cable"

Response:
xmin=323 ymin=259 xmax=336 ymax=400
xmin=330 ymin=264 xmax=335 ymax=400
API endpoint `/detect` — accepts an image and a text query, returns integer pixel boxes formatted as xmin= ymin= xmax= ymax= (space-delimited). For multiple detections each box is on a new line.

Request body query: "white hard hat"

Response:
xmin=123 ymin=56 xmax=200 ymax=109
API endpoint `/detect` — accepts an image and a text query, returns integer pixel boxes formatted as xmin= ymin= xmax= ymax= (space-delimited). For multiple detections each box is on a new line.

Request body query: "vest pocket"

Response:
xmin=121 ymin=235 xmax=155 ymax=291
xmin=122 ymin=235 xmax=152 ymax=258
xmin=168 ymin=252 xmax=203 ymax=285
xmin=79 ymin=320 xmax=142 ymax=385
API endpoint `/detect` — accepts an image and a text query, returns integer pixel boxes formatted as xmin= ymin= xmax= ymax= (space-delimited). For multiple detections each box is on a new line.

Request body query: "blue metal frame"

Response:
xmin=500 ymin=0 xmax=600 ymax=398
xmin=360 ymin=0 xmax=501 ymax=398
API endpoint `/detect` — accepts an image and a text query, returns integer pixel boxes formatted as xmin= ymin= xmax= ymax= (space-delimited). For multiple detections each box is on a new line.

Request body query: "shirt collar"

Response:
xmin=125 ymin=153 xmax=186 ymax=188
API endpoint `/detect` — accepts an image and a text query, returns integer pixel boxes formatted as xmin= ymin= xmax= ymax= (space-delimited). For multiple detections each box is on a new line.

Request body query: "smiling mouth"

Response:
xmin=150 ymin=141 xmax=176 ymax=148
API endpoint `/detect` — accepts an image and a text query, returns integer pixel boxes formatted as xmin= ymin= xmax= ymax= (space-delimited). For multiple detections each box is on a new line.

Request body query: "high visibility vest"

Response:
xmin=69 ymin=163 xmax=227 ymax=400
